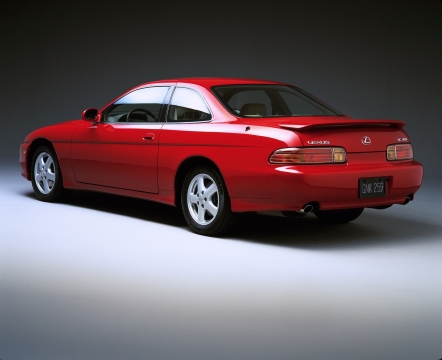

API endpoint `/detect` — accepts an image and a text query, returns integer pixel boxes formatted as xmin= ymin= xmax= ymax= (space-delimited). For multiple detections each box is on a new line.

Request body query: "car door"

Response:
xmin=71 ymin=86 xmax=170 ymax=193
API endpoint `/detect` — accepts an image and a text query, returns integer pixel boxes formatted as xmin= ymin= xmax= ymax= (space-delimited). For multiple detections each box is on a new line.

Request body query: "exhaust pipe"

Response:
xmin=402 ymin=197 xmax=411 ymax=205
xmin=301 ymin=204 xmax=314 ymax=214
xmin=401 ymin=194 xmax=414 ymax=205
xmin=282 ymin=203 xmax=317 ymax=217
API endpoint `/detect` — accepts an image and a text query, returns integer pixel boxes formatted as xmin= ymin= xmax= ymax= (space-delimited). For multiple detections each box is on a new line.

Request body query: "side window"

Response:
xmin=168 ymin=87 xmax=212 ymax=122
xmin=103 ymin=86 xmax=169 ymax=123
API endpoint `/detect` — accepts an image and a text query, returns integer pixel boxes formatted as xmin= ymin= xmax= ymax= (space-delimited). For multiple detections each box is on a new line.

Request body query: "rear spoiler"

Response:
xmin=279 ymin=120 xmax=406 ymax=131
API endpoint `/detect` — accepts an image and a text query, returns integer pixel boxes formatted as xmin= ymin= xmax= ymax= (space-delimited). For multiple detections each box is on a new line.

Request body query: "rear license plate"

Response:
xmin=359 ymin=177 xmax=386 ymax=198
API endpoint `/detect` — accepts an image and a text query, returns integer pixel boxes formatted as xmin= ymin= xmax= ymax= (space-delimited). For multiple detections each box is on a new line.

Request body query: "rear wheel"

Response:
xmin=181 ymin=167 xmax=236 ymax=236
xmin=31 ymin=145 xmax=70 ymax=202
xmin=314 ymin=208 xmax=364 ymax=223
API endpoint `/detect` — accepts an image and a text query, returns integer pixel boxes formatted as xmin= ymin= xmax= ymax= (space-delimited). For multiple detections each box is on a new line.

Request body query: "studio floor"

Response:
xmin=1 ymin=166 xmax=441 ymax=360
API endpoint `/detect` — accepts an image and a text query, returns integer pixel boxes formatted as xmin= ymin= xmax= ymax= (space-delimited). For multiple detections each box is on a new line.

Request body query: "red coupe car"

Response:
xmin=20 ymin=78 xmax=423 ymax=235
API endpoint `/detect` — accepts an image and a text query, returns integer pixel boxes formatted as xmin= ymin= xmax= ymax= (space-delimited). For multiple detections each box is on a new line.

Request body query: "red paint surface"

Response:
xmin=20 ymin=78 xmax=423 ymax=212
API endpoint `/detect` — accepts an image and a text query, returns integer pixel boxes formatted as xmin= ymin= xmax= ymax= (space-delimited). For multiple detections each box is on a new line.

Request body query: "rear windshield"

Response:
xmin=212 ymin=85 xmax=343 ymax=117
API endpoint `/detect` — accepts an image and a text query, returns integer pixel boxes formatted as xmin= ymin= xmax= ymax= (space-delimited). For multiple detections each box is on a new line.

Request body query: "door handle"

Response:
xmin=143 ymin=133 xmax=155 ymax=140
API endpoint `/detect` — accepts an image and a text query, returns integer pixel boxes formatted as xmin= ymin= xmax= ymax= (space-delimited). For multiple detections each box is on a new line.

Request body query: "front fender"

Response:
xmin=22 ymin=120 xmax=82 ymax=182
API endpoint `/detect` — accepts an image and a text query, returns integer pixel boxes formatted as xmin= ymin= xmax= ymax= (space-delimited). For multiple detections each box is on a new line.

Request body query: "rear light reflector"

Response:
xmin=269 ymin=147 xmax=347 ymax=164
xmin=387 ymin=144 xmax=413 ymax=161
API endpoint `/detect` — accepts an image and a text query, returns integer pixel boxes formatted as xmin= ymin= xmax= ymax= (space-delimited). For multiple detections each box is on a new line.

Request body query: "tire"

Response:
xmin=314 ymin=208 xmax=364 ymax=224
xmin=31 ymin=145 xmax=70 ymax=202
xmin=181 ymin=167 xmax=236 ymax=236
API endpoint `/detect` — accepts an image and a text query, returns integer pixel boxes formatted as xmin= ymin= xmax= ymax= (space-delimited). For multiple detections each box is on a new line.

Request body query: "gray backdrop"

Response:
xmin=1 ymin=2 xmax=442 ymax=360
xmin=0 ymin=0 xmax=441 ymax=182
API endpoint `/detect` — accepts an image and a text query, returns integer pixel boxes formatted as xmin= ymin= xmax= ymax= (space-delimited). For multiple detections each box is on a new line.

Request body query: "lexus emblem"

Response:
xmin=361 ymin=136 xmax=371 ymax=145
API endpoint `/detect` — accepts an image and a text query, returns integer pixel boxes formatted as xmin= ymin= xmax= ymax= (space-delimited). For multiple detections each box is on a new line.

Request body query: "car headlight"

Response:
xmin=269 ymin=147 xmax=347 ymax=164
xmin=386 ymin=144 xmax=413 ymax=161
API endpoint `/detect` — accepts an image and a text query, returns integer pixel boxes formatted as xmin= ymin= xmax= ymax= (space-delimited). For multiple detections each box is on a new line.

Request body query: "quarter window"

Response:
xmin=103 ymin=86 xmax=169 ymax=123
xmin=168 ymin=87 xmax=212 ymax=122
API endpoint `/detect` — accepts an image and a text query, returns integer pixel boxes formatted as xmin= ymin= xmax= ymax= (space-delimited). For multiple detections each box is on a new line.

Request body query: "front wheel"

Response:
xmin=31 ymin=145 xmax=70 ymax=202
xmin=181 ymin=167 xmax=236 ymax=236
xmin=314 ymin=208 xmax=364 ymax=224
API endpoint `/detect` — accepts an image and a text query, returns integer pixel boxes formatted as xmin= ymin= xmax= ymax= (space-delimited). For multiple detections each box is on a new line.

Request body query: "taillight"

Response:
xmin=387 ymin=144 xmax=413 ymax=161
xmin=269 ymin=147 xmax=346 ymax=164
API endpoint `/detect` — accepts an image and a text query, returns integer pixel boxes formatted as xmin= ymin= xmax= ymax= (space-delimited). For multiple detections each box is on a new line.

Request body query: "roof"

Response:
xmin=145 ymin=77 xmax=289 ymax=89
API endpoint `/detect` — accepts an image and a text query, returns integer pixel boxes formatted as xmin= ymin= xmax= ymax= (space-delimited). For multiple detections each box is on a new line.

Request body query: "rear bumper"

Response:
xmin=269 ymin=159 xmax=423 ymax=211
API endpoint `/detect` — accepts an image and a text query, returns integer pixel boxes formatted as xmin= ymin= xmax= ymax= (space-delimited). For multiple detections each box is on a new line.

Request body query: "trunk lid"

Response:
xmin=242 ymin=116 xmax=408 ymax=152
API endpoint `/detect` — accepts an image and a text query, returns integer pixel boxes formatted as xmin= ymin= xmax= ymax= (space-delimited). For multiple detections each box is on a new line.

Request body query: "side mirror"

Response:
xmin=82 ymin=108 xmax=98 ymax=121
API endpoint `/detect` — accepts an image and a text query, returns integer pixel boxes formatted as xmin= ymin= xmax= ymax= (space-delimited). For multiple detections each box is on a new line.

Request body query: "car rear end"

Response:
xmin=268 ymin=120 xmax=423 ymax=212
xmin=211 ymin=81 xmax=423 ymax=215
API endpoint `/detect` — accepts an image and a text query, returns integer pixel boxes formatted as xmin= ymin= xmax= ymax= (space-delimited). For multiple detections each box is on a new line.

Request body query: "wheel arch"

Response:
xmin=27 ymin=138 xmax=57 ymax=177
xmin=174 ymin=156 xmax=225 ymax=207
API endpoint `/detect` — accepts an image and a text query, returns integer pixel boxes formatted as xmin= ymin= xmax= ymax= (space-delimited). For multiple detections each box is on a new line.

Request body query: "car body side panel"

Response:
xmin=158 ymin=123 xmax=302 ymax=209
xmin=71 ymin=121 xmax=162 ymax=193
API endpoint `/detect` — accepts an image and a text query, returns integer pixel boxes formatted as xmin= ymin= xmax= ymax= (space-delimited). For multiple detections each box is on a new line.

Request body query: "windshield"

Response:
xmin=212 ymin=85 xmax=343 ymax=117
